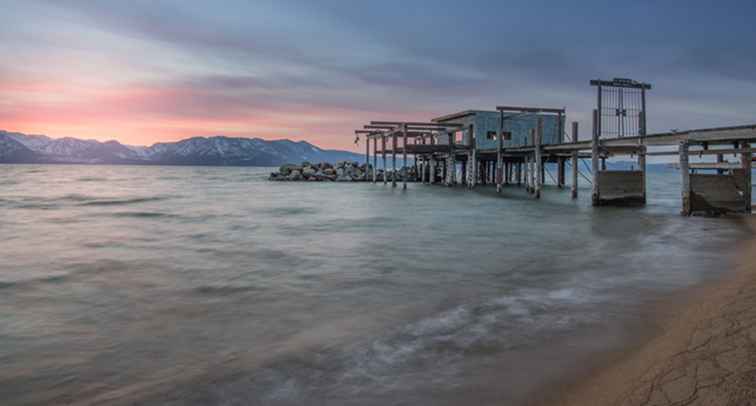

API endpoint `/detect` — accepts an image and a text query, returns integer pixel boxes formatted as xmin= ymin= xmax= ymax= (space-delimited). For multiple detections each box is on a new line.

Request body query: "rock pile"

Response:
xmin=269 ymin=161 xmax=418 ymax=182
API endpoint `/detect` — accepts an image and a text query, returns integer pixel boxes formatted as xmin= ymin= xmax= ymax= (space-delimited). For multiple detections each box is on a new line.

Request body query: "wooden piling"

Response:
xmin=365 ymin=134 xmax=370 ymax=181
xmin=557 ymin=157 xmax=565 ymax=188
xmin=496 ymin=123 xmax=503 ymax=193
xmin=534 ymin=118 xmax=543 ymax=199
xmin=382 ymin=135 xmax=387 ymax=185
xmin=372 ymin=137 xmax=378 ymax=183
xmin=447 ymin=132 xmax=456 ymax=186
xmin=402 ymin=124 xmax=408 ymax=190
xmin=592 ymin=109 xmax=600 ymax=206
xmin=428 ymin=155 xmax=436 ymax=185
xmin=717 ymin=153 xmax=724 ymax=175
xmin=516 ymin=161 xmax=522 ymax=186
xmin=571 ymin=121 xmax=579 ymax=199
xmin=461 ymin=158 xmax=467 ymax=185
xmin=680 ymin=141 xmax=691 ymax=216
xmin=742 ymin=141 xmax=752 ymax=214
xmin=639 ymin=145 xmax=647 ymax=204
xmin=392 ymin=132 xmax=397 ymax=188
xmin=469 ymin=124 xmax=477 ymax=189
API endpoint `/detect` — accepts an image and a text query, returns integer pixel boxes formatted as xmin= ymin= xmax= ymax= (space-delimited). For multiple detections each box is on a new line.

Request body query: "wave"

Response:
xmin=79 ymin=196 xmax=170 ymax=206
xmin=228 ymin=287 xmax=605 ymax=403
xmin=109 ymin=211 xmax=179 ymax=219
xmin=193 ymin=285 xmax=262 ymax=295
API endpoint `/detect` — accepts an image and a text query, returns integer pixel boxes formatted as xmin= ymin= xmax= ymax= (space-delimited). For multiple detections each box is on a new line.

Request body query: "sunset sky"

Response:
xmin=2 ymin=0 xmax=756 ymax=150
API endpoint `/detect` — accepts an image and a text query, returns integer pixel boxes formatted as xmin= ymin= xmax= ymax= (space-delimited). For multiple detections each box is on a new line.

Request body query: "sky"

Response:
xmin=2 ymin=0 xmax=756 ymax=151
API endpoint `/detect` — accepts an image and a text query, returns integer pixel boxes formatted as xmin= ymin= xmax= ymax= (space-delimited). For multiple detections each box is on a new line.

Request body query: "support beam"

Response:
xmin=639 ymin=148 xmax=647 ymax=205
xmin=469 ymin=124 xmax=477 ymax=189
xmin=516 ymin=161 xmax=522 ymax=186
xmin=680 ymin=141 xmax=691 ymax=216
xmin=534 ymin=118 xmax=543 ymax=199
xmin=497 ymin=113 xmax=504 ymax=193
xmin=372 ymin=137 xmax=378 ymax=183
xmin=557 ymin=157 xmax=565 ymax=188
xmin=742 ymin=141 xmax=752 ymax=214
xmin=447 ymin=132 xmax=456 ymax=186
xmin=527 ymin=154 xmax=534 ymax=194
xmin=382 ymin=135 xmax=387 ymax=185
xmin=392 ymin=133 xmax=397 ymax=188
xmin=429 ymin=156 xmax=436 ymax=184
xmin=364 ymin=135 xmax=370 ymax=181
xmin=571 ymin=122 xmax=579 ymax=199
xmin=402 ymin=124 xmax=408 ymax=190
xmin=592 ymin=109 xmax=600 ymax=206
xmin=717 ymin=153 xmax=724 ymax=175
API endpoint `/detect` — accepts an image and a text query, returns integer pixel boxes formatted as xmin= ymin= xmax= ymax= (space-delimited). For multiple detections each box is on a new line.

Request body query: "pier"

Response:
xmin=356 ymin=78 xmax=755 ymax=216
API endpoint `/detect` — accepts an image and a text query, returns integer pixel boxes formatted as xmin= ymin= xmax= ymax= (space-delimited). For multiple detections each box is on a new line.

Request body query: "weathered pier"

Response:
xmin=355 ymin=78 xmax=755 ymax=216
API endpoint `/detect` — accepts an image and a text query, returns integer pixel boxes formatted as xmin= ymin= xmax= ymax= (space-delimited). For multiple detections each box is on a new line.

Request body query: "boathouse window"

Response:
xmin=486 ymin=131 xmax=512 ymax=141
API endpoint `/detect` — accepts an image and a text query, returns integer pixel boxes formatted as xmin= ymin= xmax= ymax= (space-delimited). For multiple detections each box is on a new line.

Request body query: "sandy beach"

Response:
xmin=548 ymin=216 xmax=756 ymax=406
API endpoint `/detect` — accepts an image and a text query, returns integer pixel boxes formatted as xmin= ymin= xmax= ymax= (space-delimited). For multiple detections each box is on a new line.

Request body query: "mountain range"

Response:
xmin=0 ymin=130 xmax=364 ymax=166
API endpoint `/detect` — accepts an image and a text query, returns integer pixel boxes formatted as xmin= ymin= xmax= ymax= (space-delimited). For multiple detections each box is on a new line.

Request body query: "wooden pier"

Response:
xmin=355 ymin=79 xmax=756 ymax=216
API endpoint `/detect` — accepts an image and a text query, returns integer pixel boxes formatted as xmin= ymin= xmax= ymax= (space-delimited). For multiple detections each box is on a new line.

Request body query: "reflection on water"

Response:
xmin=0 ymin=164 xmax=750 ymax=405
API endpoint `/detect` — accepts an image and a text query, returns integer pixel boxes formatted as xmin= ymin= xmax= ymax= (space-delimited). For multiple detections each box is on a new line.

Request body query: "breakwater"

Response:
xmin=269 ymin=160 xmax=418 ymax=182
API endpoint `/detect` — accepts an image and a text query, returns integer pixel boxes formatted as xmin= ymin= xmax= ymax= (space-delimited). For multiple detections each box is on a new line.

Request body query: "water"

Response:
xmin=0 ymin=164 xmax=751 ymax=405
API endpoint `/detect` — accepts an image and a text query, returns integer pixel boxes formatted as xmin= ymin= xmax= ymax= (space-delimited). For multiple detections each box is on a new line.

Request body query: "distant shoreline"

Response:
xmin=543 ymin=216 xmax=756 ymax=405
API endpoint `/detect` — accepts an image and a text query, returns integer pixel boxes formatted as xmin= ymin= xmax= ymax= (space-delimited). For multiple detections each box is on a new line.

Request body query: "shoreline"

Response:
xmin=539 ymin=216 xmax=756 ymax=405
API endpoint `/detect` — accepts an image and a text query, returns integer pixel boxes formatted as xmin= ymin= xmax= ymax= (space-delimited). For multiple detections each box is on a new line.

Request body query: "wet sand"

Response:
xmin=549 ymin=217 xmax=756 ymax=406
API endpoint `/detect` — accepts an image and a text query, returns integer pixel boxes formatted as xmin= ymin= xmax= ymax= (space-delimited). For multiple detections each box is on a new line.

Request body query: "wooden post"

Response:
xmin=364 ymin=134 xmax=370 ymax=181
xmin=392 ymin=132 xmax=397 ymax=188
xmin=717 ymin=153 xmax=724 ymax=175
xmin=447 ymin=132 xmax=456 ymax=186
xmin=639 ymin=145 xmax=647 ymax=204
xmin=592 ymin=109 xmax=600 ymax=206
xmin=497 ymin=119 xmax=503 ymax=193
xmin=527 ymin=155 xmax=534 ymax=194
xmin=461 ymin=157 xmax=467 ymax=185
xmin=534 ymin=117 xmax=543 ymax=199
xmin=680 ymin=141 xmax=691 ymax=216
xmin=402 ymin=124 xmax=408 ymax=190
xmin=420 ymin=157 xmax=426 ymax=184
xmin=516 ymin=161 xmax=522 ymax=186
xmin=429 ymin=156 xmax=435 ymax=184
xmin=382 ymin=135 xmax=387 ymax=185
xmin=372 ymin=137 xmax=378 ymax=183
xmin=557 ymin=157 xmax=565 ymax=188
xmin=742 ymin=141 xmax=752 ymax=214
xmin=571 ymin=122 xmax=579 ymax=199
xmin=469 ymin=124 xmax=476 ymax=189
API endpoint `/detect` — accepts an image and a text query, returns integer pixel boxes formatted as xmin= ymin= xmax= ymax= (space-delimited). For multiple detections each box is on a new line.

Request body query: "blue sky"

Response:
xmin=1 ymin=0 xmax=755 ymax=149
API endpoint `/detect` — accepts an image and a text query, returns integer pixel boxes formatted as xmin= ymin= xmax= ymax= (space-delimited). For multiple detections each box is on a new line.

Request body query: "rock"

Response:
xmin=289 ymin=170 xmax=303 ymax=181
xmin=278 ymin=164 xmax=300 ymax=176
xmin=302 ymin=166 xmax=317 ymax=177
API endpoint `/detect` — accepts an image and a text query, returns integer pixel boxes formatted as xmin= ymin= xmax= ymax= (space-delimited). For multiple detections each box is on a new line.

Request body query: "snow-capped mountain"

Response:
xmin=0 ymin=131 xmax=363 ymax=166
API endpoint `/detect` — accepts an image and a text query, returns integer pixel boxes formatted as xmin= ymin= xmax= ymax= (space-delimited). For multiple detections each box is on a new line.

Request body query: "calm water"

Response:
xmin=0 ymin=164 xmax=751 ymax=405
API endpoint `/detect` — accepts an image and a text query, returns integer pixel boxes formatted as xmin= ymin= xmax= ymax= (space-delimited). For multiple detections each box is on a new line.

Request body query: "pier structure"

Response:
xmin=356 ymin=78 xmax=755 ymax=216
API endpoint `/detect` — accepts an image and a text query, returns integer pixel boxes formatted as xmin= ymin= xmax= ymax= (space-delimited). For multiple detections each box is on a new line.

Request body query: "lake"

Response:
xmin=0 ymin=164 xmax=750 ymax=405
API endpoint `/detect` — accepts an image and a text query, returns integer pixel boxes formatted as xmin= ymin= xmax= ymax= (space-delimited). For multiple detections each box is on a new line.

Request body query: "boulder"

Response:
xmin=302 ymin=166 xmax=317 ymax=177
xmin=288 ymin=170 xmax=303 ymax=181
xmin=278 ymin=164 xmax=301 ymax=176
